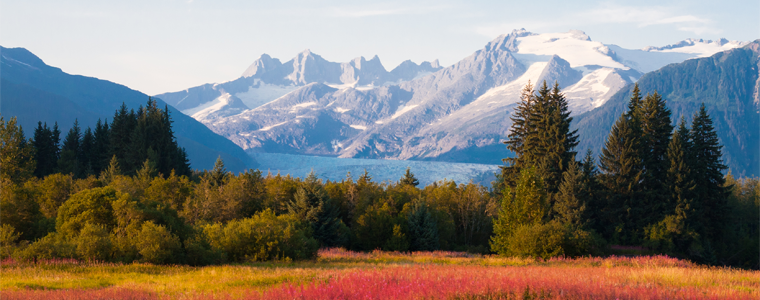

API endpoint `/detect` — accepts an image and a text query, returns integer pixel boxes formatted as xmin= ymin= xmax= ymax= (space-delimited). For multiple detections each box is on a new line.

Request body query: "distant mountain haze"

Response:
xmin=157 ymin=29 xmax=749 ymax=172
xmin=0 ymin=46 xmax=256 ymax=172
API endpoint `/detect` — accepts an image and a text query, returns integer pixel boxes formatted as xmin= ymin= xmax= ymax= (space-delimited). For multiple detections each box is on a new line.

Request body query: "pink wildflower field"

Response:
xmin=2 ymin=249 xmax=758 ymax=300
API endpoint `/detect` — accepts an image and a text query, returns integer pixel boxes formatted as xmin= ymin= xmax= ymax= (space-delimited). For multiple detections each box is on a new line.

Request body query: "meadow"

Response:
xmin=2 ymin=248 xmax=758 ymax=300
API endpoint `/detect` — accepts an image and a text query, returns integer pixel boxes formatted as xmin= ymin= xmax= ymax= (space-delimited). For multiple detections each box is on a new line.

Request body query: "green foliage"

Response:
xmin=491 ymin=167 xmax=548 ymax=255
xmin=74 ymin=223 xmax=113 ymax=262
xmin=406 ymin=200 xmax=440 ymax=251
xmin=1 ymin=177 xmax=45 ymax=241
xmin=203 ymin=209 xmax=318 ymax=262
xmin=400 ymin=167 xmax=420 ymax=187
xmin=0 ymin=116 xmax=36 ymax=184
xmin=135 ymin=221 xmax=182 ymax=264
xmin=18 ymin=232 xmax=76 ymax=261
xmin=384 ymin=224 xmax=410 ymax=251
xmin=598 ymin=112 xmax=644 ymax=244
xmin=1 ymin=224 xmax=20 ymax=259
xmin=56 ymin=186 xmax=118 ymax=238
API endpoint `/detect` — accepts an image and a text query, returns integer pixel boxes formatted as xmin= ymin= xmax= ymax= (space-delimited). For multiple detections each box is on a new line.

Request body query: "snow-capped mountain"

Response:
xmin=157 ymin=29 xmax=748 ymax=165
xmin=155 ymin=51 xmax=441 ymax=123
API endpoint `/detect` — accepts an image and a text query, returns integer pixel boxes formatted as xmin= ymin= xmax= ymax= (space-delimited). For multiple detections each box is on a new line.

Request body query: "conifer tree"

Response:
xmin=58 ymin=119 xmax=82 ymax=177
xmin=598 ymin=113 xmax=643 ymax=244
xmin=501 ymin=82 xmax=535 ymax=189
xmin=32 ymin=122 xmax=58 ymax=177
xmin=639 ymin=91 xmax=673 ymax=225
xmin=553 ymin=161 xmax=587 ymax=228
xmin=689 ymin=104 xmax=729 ymax=244
xmin=99 ymin=155 xmax=121 ymax=185
xmin=407 ymin=200 xmax=440 ymax=251
xmin=92 ymin=119 xmax=111 ymax=175
xmin=209 ymin=156 xmax=228 ymax=186
xmin=109 ymin=103 xmax=137 ymax=172
xmin=400 ymin=167 xmax=420 ymax=187
xmin=288 ymin=172 xmax=325 ymax=223
xmin=80 ymin=127 xmax=95 ymax=177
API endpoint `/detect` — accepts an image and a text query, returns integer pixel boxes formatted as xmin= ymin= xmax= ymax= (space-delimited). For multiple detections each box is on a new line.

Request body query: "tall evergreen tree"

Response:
xmin=92 ymin=119 xmax=111 ymax=175
xmin=501 ymin=81 xmax=577 ymax=196
xmin=639 ymin=91 xmax=673 ymax=225
xmin=109 ymin=103 xmax=137 ymax=172
xmin=400 ymin=167 xmax=420 ymax=187
xmin=553 ymin=161 xmax=587 ymax=228
xmin=689 ymin=104 xmax=729 ymax=245
xmin=32 ymin=122 xmax=58 ymax=177
xmin=598 ymin=113 xmax=643 ymax=244
xmin=501 ymin=82 xmax=535 ymax=189
xmin=80 ymin=127 xmax=95 ymax=177
xmin=58 ymin=119 xmax=82 ymax=177
xmin=406 ymin=200 xmax=440 ymax=251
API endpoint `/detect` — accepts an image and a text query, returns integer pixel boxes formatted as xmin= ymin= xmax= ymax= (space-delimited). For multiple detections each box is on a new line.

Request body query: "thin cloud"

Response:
xmin=328 ymin=3 xmax=451 ymax=18
xmin=473 ymin=3 xmax=720 ymax=38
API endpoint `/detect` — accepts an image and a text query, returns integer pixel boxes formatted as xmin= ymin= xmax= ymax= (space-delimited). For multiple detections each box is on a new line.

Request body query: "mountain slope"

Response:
xmin=155 ymin=51 xmax=442 ymax=123
xmin=157 ymin=29 xmax=749 ymax=167
xmin=0 ymin=46 xmax=255 ymax=172
xmin=573 ymin=41 xmax=760 ymax=177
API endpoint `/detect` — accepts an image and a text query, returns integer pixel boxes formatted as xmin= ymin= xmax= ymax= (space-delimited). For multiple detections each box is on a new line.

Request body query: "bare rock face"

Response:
xmin=158 ymin=30 xmax=749 ymax=165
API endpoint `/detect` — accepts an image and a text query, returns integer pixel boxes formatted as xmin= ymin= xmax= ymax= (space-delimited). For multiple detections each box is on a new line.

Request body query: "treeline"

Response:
xmin=31 ymin=98 xmax=190 ymax=179
xmin=2 ymin=108 xmax=497 ymax=264
xmin=1 ymin=88 xmax=757 ymax=269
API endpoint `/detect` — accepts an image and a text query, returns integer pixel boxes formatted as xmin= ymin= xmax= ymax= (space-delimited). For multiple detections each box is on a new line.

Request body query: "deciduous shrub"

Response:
xmin=203 ymin=209 xmax=318 ymax=262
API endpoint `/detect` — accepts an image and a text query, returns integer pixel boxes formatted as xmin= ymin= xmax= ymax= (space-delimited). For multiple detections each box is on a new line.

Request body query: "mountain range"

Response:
xmin=155 ymin=29 xmax=753 ymax=174
xmin=0 ymin=46 xmax=255 ymax=172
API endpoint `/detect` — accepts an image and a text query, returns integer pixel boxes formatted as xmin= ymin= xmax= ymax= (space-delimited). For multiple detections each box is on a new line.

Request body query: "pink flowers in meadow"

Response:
xmin=3 ymin=250 xmax=757 ymax=300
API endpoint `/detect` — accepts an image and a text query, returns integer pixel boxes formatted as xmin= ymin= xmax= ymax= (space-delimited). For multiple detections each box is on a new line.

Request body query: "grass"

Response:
xmin=1 ymin=249 xmax=758 ymax=299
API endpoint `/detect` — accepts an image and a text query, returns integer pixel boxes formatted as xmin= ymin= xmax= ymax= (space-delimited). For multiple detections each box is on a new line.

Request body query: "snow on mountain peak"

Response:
xmin=641 ymin=38 xmax=749 ymax=57
xmin=512 ymin=30 xmax=626 ymax=69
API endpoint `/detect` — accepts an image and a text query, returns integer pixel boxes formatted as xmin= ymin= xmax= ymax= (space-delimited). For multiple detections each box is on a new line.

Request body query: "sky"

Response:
xmin=1 ymin=0 xmax=758 ymax=95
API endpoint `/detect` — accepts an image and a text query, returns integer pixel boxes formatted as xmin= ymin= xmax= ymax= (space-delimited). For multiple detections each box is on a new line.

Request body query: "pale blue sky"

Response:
xmin=1 ymin=0 xmax=758 ymax=95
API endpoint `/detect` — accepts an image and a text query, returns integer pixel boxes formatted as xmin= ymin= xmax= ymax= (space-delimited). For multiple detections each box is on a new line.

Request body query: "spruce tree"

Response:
xmin=92 ymin=119 xmax=111 ymax=175
xmin=502 ymin=82 xmax=535 ymax=189
xmin=80 ymin=127 xmax=95 ymax=177
xmin=553 ymin=161 xmax=587 ymax=228
xmin=209 ymin=156 xmax=228 ymax=186
xmin=689 ymin=104 xmax=729 ymax=245
xmin=407 ymin=200 xmax=440 ymax=251
xmin=598 ymin=113 xmax=643 ymax=244
xmin=109 ymin=103 xmax=136 ymax=172
xmin=58 ymin=119 xmax=82 ymax=177
xmin=32 ymin=122 xmax=58 ymax=177
xmin=400 ymin=167 xmax=420 ymax=187
xmin=639 ymin=91 xmax=673 ymax=226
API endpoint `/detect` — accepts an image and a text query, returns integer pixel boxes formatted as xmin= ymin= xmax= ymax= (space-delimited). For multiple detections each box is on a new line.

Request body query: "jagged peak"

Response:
xmin=484 ymin=28 xmax=536 ymax=52
xmin=241 ymin=53 xmax=283 ymax=78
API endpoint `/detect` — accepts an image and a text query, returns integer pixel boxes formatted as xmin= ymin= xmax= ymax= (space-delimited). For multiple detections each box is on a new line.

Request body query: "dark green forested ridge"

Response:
xmin=1 ymin=82 xmax=758 ymax=269
xmin=572 ymin=42 xmax=760 ymax=177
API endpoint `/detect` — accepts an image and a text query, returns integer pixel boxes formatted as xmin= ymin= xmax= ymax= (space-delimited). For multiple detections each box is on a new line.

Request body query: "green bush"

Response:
xmin=0 ymin=224 xmax=20 ymax=259
xmin=505 ymin=221 xmax=598 ymax=259
xmin=203 ymin=209 xmax=318 ymax=262
xmin=56 ymin=187 xmax=121 ymax=238
xmin=135 ymin=221 xmax=182 ymax=264
xmin=18 ymin=233 xmax=76 ymax=261
xmin=74 ymin=223 xmax=113 ymax=261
